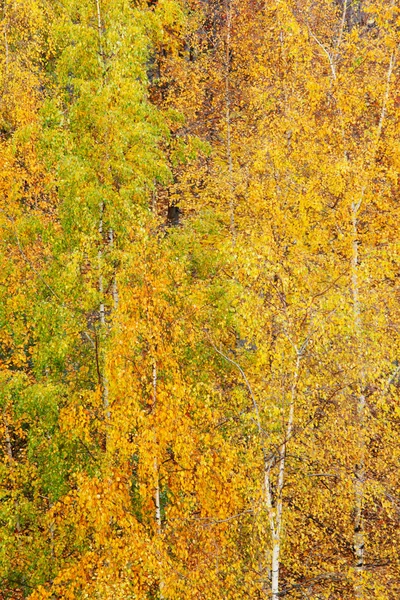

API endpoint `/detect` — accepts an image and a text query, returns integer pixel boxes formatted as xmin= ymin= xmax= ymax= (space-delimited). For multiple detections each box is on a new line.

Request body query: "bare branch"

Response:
xmin=308 ymin=28 xmax=336 ymax=80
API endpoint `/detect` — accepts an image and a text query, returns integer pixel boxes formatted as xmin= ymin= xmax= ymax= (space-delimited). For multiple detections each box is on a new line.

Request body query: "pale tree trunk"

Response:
xmin=152 ymin=359 xmax=164 ymax=598
xmin=98 ymin=201 xmax=110 ymax=420
xmin=153 ymin=360 xmax=162 ymax=534
xmin=350 ymin=203 xmax=365 ymax=598
xmin=95 ymin=0 xmax=104 ymax=58
xmin=96 ymin=0 xmax=106 ymax=334
xmin=224 ymin=0 xmax=235 ymax=243
xmin=349 ymin=50 xmax=395 ymax=597
xmin=335 ymin=0 xmax=348 ymax=55
xmin=98 ymin=202 xmax=106 ymax=328
xmin=3 ymin=0 xmax=9 ymax=74
xmin=265 ymin=351 xmax=301 ymax=600
xmin=108 ymin=227 xmax=119 ymax=310
xmin=96 ymin=0 xmax=106 ymax=333
xmin=210 ymin=341 xmax=303 ymax=598
xmin=270 ymin=538 xmax=281 ymax=600
xmin=154 ymin=455 xmax=162 ymax=538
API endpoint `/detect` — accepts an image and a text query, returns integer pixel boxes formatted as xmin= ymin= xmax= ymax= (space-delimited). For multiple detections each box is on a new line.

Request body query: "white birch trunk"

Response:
xmin=264 ymin=351 xmax=300 ymax=598
xmin=154 ymin=455 xmax=162 ymax=536
xmin=98 ymin=201 xmax=110 ymax=420
xmin=153 ymin=359 xmax=162 ymax=532
xmin=95 ymin=0 xmax=104 ymax=58
xmin=95 ymin=3 xmax=119 ymax=422
xmin=98 ymin=202 xmax=106 ymax=327
xmin=351 ymin=205 xmax=365 ymax=597
xmin=152 ymin=359 xmax=164 ymax=598
xmin=349 ymin=52 xmax=395 ymax=596
xmin=210 ymin=340 xmax=302 ymax=597
xmin=224 ymin=0 xmax=235 ymax=243
xmin=3 ymin=0 xmax=9 ymax=73
xmin=108 ymin=227 xmax=119 ymax=310
xmin=271 ymin=536 xmax=281 ymax=600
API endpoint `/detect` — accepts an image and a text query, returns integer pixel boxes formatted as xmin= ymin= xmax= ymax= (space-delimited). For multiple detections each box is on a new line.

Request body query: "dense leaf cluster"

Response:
xmin=1 ymin=1 xmax=400 ymax=598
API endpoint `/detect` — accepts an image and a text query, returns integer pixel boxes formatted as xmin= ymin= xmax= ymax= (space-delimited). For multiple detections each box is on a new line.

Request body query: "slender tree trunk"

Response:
xmin=349 ymin=51 xmax=395 ymax=597
xmin=98 ymin=202 xmax=106 ymax=327
xmin=152 ymin=360 xmax=162 ymax=533
xmin=265 ymin=351 xmax=301 ymax=599
xmin=271 ymin=536 xmax=281 ymax=600
xmin=95 ymin=0 xmax=104 ymax=58
xmin=108 ymin=228 xmax=119 ymax=310
xmin=350 ymin=204 xmax=365 ymax=598
xmin=224 ymin=0 xmax=235 ymax=244
xmin=335 ymin=0 xmax=348 ymax=53
xmin=209 ymin=340 xmax=303 ymax=598
xmin=95 ymin=2 xmax=117 ymax=421
xmin=154 ymin=456 xmax=162 ymax=536
xmin=152 ymin=359 xmax=164 ymax=598
xmin=98 ymin=201 xmax=110 ymax=420
xmin=3 ymin=0 xmax=9 ymax=74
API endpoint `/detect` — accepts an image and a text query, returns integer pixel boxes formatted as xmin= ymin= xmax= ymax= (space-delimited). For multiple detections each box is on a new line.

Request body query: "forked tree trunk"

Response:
xmin=210 ymin=341 xmax=303 ymax=598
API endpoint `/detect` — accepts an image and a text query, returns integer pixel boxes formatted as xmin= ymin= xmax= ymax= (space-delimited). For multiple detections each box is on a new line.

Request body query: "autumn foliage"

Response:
xmin=1 ymin=0 xmax=400 ymax=598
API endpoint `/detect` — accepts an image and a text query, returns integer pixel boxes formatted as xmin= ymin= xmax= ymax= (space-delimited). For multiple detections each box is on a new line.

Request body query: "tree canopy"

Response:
xmin=1 ymin=1 xmax=400 ymax=598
